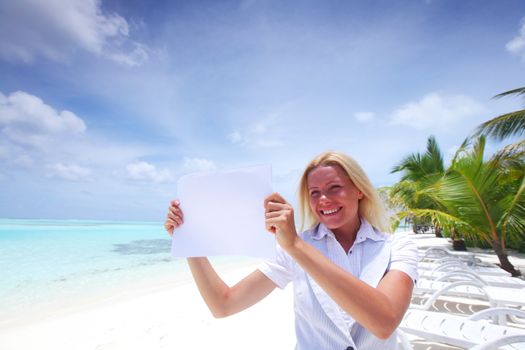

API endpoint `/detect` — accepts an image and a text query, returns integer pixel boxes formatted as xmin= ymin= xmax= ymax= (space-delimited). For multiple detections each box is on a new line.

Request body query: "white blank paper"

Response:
xmin=171 ymin=165 xmax=275 ymax=259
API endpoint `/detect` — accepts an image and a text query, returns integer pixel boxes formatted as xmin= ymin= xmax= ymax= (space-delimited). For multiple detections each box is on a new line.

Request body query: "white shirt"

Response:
xmin=258 ymin=219 xmax=419 ymax=350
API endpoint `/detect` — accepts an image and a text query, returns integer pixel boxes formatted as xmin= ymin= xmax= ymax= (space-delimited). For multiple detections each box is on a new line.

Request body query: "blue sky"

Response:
xmin=1 ymin=0 xmax=524 ymax=221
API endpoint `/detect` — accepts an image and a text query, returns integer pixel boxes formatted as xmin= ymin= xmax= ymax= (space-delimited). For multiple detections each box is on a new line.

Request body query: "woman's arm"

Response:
xmin=187 ymin=257 xmax=277 ymax=318
xmin=165 ymin=200 xmax=277 ymax=318
xmin=284 ymin=240 xmax=413 ymax=339
xmin=264 ymin=193 xmax=414 ymax=339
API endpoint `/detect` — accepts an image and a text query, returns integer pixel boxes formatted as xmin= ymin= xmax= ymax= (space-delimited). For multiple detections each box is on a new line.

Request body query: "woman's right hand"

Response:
xmin=164 ymin=199 xmax=184 ymax=236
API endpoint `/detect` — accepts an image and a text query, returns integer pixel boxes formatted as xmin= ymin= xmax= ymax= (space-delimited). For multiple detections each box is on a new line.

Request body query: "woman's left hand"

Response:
xmin=264 ymin=192 xmax=298 ymax=249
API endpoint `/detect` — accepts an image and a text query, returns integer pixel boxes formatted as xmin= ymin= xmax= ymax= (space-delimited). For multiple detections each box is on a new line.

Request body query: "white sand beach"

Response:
xmin=1 ymin=233 xmax=524 ymax=350
xmin=0 ymin=262 xmax=295 ymax=350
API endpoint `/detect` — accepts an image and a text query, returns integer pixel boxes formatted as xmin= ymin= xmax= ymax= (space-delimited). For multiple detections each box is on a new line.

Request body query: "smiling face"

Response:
xmin=307 ymin=164 xmax=363 ymax=237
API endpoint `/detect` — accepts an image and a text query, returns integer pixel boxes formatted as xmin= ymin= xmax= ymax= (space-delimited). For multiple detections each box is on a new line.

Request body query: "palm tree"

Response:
xmin=403 ymin=136 xmax=525 ymax=276
xmin=475 ymin=87 xmax=525 ymax=141
xmin=390 ymin=136 xmax=445 ymax=236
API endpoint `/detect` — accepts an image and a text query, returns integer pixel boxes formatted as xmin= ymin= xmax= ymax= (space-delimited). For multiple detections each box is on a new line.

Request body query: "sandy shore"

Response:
xmin=1 ymin=233 xmax=523 ymax=350
xmin=0 ymin=262 xmax=295 ymax=350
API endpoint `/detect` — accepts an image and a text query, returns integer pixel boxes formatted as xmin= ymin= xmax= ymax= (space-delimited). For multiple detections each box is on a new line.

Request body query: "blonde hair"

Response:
xmin=298 ymin=151 xmax=389 ymax=232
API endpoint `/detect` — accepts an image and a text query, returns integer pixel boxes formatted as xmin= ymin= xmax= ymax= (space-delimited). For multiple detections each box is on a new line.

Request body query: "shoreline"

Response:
xmin=2 ymin=232 xmax=524 ymax=350
xmin=0 ymin=260 xmax=297 ymax=350
xmin=0 ymin=257 xmax=263 ymax=331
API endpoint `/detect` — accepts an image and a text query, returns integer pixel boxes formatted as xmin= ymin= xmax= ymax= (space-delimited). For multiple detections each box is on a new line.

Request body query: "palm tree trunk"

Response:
xmin=492 ymin=240 xmax=521 ymax=277
xmin=434 ymin=225 xmax=443 ymax=238
xmin=450 ymin=228 xmax=466 ymax=251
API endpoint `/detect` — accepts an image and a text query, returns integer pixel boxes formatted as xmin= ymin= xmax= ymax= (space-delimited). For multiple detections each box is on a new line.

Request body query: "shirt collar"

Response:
xmin=312 ymin=218 xmax=385 ymax=243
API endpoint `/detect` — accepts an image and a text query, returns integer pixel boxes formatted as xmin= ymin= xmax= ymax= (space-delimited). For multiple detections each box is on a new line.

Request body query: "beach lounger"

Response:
xmin=413 ymin=280 xmax=525 ymax=322
xmin=483 ymin=286 xmax=525 ymax=309
xmin=413 ymin=280 xmax=490 ymax=308
xmin=418 ymin=260 xmax=512 ymax=277
xmin=399 ymin=308 xmax=525 ymax=349
xmin=419 ymin=247 xmax=477 ymax=263
xmin=470 ymin=335 xmax=525 ymax=350
xmin=418 ymin=270 xmax=525 ymax=289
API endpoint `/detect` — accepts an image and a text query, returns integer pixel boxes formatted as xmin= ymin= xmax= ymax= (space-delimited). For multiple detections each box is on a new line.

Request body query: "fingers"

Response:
xmin=265 ymin=201 xmax=290 ymax=213
xmin=169 ymin=201 xmax=183 ymax=217
xmin=167 ymin=212 xmax=183 ymax=225
xmin=265 ymin=223 xmax=276 ymax=234
xmin=265 ymin=210 xmax=285 ymax=219
xmin=164 ymin=220 xmax=175 ymax=236
xmin=168 ymin=207 xmax=183 ymax=221
xmin=264 ymin=205 xmax=293 ymax=234
xmin=264 ymin=193 xmax=294 ymax=235
xmin=264 ymin=193 xmax=292 ymax=216
xmin=265 ymin=215 xmax=284 ymax=231
xmin=265 ymin=213 xmax=296 ymax=236
xmin=264 ymin=192 xmax=288 ymax=208
xmin=165 ymin=199 xmax=184 ymax=235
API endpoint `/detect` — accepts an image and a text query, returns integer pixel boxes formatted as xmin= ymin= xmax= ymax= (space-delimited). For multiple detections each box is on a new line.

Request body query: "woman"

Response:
xmin=164 ymin=151 xmax=418 ymax=349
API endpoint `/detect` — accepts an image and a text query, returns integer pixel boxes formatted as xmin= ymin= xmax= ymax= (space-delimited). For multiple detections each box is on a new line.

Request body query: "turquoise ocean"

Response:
xmin=0 ymin=219 xmax=255 ymax=325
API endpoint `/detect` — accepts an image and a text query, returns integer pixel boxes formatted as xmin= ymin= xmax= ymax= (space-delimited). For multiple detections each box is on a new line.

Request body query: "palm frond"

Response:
xmin=451 ymin=137 xmax=472 ymax=166
xmin=490 ymin=139 xmax=525 ymax=163
xmin=391 ymin=153 xmax=423 ymax=179
xmin=493 ymin=87 xmax=525 ymax=100
xmin=472 ymin=135 xmax=486 ymax=164
xmin=425 ymin=136 xmax=445 ymax=173
xmin=429 ymin=163 xmax=500 ymax=240
xmin=500 ymin=174 xmax=525 ymax=241
xmin=395 ymin=208 xmax=488 ymax=242
xmin=474 ymin=109 xmax=525 ymax=141
xmin=392 ymin=136 xmax=445 ymax=186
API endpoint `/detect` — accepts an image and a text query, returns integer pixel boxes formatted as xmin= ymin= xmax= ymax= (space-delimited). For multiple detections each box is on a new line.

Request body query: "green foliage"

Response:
xmin=474 ymin=87 xmax=525 ymax=141
xmin=389 ymin=137 xmax=524 ymax=273
xmin=475 ymin=110 xmax=525 ymax=141
xmin=389 ymin=87 xmax=525 ymax=274
xmin=389 ymin=136 xmax=446 ymax=233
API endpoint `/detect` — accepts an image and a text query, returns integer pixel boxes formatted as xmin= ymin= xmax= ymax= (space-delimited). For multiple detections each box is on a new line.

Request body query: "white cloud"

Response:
xmin=0 ymin=90 xmax=86 ymax=149
xmin=126 ymin=161 xmax=174 ymax=183
xmin=0 ymin=0 xmax=149 ymax=66
xmin=229 ymin=115 xmax=284 ymax=148
xmin=48 ymin=163 xmax=91 ymax=181
xmin=354 ymin=111 xmax=376 ymax=123
xmin=107 ymin=42 xmax=150 ymax=67
xmin=506 ymin=20 xmax=525 ymax=59
xmin=0 ymin=90 xmax=157 ymax=184
xmin=390 ymin=93 xmax=485 ymax=130
xmin=229 ymin=131 xmax=243 ymax=144
xmin=183 ymin=157 xmax=217 ymax=172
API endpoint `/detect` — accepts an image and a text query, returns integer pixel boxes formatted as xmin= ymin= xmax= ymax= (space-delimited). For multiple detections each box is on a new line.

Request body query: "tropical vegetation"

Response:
xmin=389 ymin=136 xmax=445 ymax=237
xmin=475 ymin=87 xmax=525 ymax=141
xmin=388 ymin=87 xmax=525 ymax=276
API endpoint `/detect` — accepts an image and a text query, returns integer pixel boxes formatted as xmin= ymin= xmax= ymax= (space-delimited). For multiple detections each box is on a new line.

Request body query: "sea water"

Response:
xmin=0 ymin=219 xmax=254 ymax=323
xmin=0 ymin=219 xmax=410 ymax=324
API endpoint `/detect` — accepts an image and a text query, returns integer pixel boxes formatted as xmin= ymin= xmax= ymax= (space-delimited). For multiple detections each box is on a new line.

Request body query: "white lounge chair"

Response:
xmin=413 ymin=280 xmax=525 ymax=326
xmin=470 ymin=335 xmax=525 ymax=350
xmin=399 ymin=308 xmax=525 ymax=349
xmin=419 ymin=247 xmax=478 ymax=263
xmin=412 ymin=280 xmax=490 ymax=311
xmin=418 ymin=270 xmax=525 ymax=289
xmin=414 ymin=280 xmax=525 ymax=310
xmin=418 ymin=260 xmax=512 ymax=277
